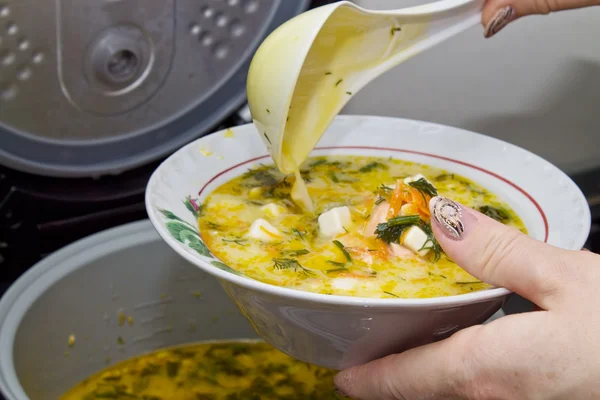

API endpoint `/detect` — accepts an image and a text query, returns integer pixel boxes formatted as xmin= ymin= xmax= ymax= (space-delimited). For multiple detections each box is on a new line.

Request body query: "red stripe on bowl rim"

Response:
xmin=197 ymin=146 xmax=549 ymax=242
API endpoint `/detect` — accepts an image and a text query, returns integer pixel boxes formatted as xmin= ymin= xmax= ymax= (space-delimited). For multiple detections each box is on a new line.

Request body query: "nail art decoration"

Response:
xmin=431 ymin=197 xmax=464 ymax=239
xmin=484 ymin=6 xmax=515 ymax=38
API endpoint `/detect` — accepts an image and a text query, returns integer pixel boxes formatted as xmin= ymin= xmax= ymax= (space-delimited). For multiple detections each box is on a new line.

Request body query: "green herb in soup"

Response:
xmin=60 ymin=341 xmax=348 ymax=400
xmin=199 ymin=156 xmax=526 ymax=298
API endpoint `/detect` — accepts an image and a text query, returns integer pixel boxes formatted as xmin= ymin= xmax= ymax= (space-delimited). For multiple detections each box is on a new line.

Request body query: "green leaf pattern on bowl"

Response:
xmin=210 ymin=261 xmax=244 ymax=277
xmin=183 ymin=195 xmax=199 ymax=219
xmin=158 ymin=199 xmax=245 ymax=277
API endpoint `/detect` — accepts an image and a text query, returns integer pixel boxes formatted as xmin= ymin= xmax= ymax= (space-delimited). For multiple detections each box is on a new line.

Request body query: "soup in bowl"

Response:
xmin=199 ymin=156 xmax=526 ymax=299
xmin=146 ymin=115 xmax=589 ymax=369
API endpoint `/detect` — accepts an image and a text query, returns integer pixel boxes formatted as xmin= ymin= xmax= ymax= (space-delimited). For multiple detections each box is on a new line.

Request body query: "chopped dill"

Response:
xmin=329 ymin=171 xmax=340 ymax=183
xmin=292 ymin=228 xmax=305 ymax=241
xmin=460 ymin=180 xmax=486 ymax=195
xmin=266 ymin=108 xmax=270 ymax=113
xmin=222 ymin=238 xmax=247 ymax=246
xmin=435 ymin=173 xmax=454 ymax=182
xmin=263 ymin=132 xmax=272 ymax=144
xmin=243 ymin=167 xmax=278 ymax=187
xmin=390 ymin=27 xmax=402 ymax=35
xmin=408 ymin=177 xmax=438 ymax=198
xmin=273 ymin=258 xmax=315 ymax=276
xmin=384 ymin=291 xmax=399 ymax=298
xmin=375 ymin=184 xmax=394 ymax=200
xmin=326 ymin=266 xmax=349 ymax=274
xmin=310 ymin=158 xmax=328 ymax=167
xmin=346 ymin=91 xmax=352 ymax=95
xmin=332 ymin=240 xmax=352 ymax=262
xmin=335 ymin=79 xmax=343 ymax=87
xmin=325 ymin=71 xmax=332 ymax=75
xmin=282 ymin=249 xmax=310 ymax=257
xmin=455 ymin=281 xmax=483 ymax=285
xmin=359 ymin=162 xmax=388 ymax=173
xmin=326 ymin=261 xmax=346 ymax=268
xmin=478 ymin=205 xmax=510 ymax=223
xmin=375 ymin=215 xmax=420 ymax=244
xmin=300 ymin=170 xmax=312 ymax=183
xmin=167 ymin=361 xmax=181 ymax=378
xmin=418 ymin=222 xmax=442 ymax=262
xmin=260 ymin=176 xmax=293 ymax=199
xmin=340 ymin=177 xmax=358 ymax=183
xmin=205 ymin=221 xmax=221 ymax=229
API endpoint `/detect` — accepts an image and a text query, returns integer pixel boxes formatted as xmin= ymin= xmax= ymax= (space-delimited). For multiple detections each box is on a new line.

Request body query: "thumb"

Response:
xmin=481 ymin=0 xmax=600 ymax=38
xmin=429 ymin=196 xmax=576 ymax=310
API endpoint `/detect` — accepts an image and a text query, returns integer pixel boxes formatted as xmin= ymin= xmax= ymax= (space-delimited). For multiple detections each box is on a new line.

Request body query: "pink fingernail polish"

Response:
xmin=429 ymin=196 xmax=467 ymax=240
xmin=484 ymin=6 xmax=516 ymax=38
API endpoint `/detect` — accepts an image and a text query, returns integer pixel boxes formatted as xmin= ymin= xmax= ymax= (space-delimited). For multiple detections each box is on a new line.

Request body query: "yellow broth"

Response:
xmin=61 ymin=340 xmax=348 ymax=400
xmin=199 ymin=156 xmax=526 ymax=298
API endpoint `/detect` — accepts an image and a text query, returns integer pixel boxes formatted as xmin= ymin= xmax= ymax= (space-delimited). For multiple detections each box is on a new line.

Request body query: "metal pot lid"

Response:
xmin=0 ymin=0 xmax=309 ymax=178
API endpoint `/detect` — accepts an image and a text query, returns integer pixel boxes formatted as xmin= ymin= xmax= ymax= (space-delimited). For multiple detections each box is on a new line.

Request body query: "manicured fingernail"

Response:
xmin=429 ymin=196 xmax=471 ymax=240
xmin=484 ymin=6 xmax=516 ymax=38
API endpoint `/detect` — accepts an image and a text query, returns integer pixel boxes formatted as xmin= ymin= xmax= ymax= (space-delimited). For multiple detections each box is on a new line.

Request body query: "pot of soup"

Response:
xmin=0 ymin=221 xmax=351 ymax=400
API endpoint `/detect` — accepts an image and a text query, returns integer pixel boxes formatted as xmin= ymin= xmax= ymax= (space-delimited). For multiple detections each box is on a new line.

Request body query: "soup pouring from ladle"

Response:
xmin=247 ymin=0 xmax=485 ymax=177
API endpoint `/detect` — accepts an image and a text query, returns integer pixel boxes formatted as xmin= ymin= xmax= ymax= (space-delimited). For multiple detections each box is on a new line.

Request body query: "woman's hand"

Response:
xmin=334 ymin=196 xmax=600 ymax=399
xmin=482 ymin=0 xmax=600 ymax=38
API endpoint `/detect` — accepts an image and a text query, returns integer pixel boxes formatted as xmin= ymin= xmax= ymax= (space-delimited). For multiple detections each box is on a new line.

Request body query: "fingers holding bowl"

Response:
xmin=428 ymin=196 xmax=578 ymax=311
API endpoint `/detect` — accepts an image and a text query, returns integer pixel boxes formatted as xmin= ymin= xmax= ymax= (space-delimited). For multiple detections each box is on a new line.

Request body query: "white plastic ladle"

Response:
xmin=247 ymin=0 xmax=484 ymax=175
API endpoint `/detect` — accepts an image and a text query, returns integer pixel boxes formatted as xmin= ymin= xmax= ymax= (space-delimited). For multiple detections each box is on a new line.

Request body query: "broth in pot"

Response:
xmin=61 ymin=340 xmax=348 ymax=400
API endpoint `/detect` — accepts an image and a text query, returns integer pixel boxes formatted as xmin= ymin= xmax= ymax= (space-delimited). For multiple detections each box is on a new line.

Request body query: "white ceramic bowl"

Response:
xmin=146 ymin=115 xmax=590 ymax=370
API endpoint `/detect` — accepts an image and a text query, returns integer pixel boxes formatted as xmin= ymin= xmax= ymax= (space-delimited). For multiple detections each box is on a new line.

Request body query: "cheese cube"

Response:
xmin=247 ymin=219 xmax=283 ymax=242
xmin=401 ymin=226 xmax=431 ymax=257
xmin=318 ymin=206 xmax=351 ymax=237
xmin=261 ymin=203 xmax=285 ymax=217
xmin=332 ymin=278 xmax=359 ymax=291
